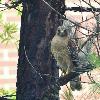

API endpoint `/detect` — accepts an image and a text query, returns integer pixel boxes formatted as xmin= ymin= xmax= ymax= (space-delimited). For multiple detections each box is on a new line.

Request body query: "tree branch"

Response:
xmin=5 ymin=0 xmax=22 ymax=9
xmin=58 ymin=63 xmax=93 ymax=86
xmin=65 ymin=6 xmax=100 ymax=12
xmin=58 ymin=72 xmax=79 ymax=86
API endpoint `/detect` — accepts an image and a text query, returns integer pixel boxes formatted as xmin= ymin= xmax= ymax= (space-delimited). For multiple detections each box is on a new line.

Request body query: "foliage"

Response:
xmin=0 ymin=13 xmax=3 ymax=24
xmin=0 ymin=89 xmax=16 ymax=100
xmin=10 ymin=0 xmax=22 ymax=16
xmin=61 ymin=86 xmax=74 ymax=100
xmin=16 ymin=3 xmax=22 ymax=16
xmin=87 ymin=53 xmax=100 ymax=97
xmin=0 ymin=11 xmax=19 ymax=47
xmin=92 ymin=82 xmax=100 ymax=94
xmin=0 ymin=22 xmax=18 ymax=45
xmin=88 ymin=52 xmax=100 ymax=68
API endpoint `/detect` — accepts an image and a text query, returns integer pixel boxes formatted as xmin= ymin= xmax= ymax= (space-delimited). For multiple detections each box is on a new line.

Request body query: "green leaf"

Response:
xmin=3 ymin=22 xmax=18 ymax=35
xmin=61 ymin=86 xmax=74 ymax=100
xmin=1 ymin=38 xmax=9 ymax=43
xmin=16 ymin=4 xmax=22 ymax=16
xmin=0 ymin=89 xmax=16 ymax=100
xmin=88 ymin=53 xmax=100 ymax=68
xmin=90 ymin=82 xmax=100 ymax=94
xmin=0 ymin=12 xmax=3 ymax=25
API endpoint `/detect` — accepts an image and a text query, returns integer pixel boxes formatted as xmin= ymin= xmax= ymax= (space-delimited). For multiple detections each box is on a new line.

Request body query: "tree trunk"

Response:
xmin=16 ymin=0 xmax=65 ymax=100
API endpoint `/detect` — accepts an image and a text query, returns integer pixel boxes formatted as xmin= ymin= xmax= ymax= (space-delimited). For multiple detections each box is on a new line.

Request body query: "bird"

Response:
xmin=51 ymin=21 xmax=82 ymax=91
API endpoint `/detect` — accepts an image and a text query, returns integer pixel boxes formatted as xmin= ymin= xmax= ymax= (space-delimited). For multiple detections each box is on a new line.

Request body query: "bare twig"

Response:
xmin=94 ymin=0 xmax=100 ymax=5
xmin=5 ymin=0 xmax=22 ymax=9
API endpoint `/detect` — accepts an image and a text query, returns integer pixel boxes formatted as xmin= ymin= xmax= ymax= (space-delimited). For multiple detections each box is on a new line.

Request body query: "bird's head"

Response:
xmin=56 ymin=20 xmax=75 ymax=38
xmin=57 ymin=29 xmax=68 ymax=37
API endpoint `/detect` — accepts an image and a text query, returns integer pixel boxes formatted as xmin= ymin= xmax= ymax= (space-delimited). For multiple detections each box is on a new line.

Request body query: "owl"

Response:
xmin=51 ymin=21 xmax=82 ymax=90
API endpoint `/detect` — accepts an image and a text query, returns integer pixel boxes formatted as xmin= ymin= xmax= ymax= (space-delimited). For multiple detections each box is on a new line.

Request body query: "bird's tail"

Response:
xmin=70 ymin=76 xmax=82 ymax=91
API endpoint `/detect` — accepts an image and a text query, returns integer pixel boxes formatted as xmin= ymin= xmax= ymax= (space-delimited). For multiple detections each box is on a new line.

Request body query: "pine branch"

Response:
xmin=5 ymin=0 xmax=22 ymax=9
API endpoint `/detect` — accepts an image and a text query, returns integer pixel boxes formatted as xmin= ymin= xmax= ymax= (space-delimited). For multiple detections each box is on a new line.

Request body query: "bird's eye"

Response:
xmin=57 ymin=29 xmax=60 ymax=35
xmin=64 ymin=30 xmax=68 ymax=36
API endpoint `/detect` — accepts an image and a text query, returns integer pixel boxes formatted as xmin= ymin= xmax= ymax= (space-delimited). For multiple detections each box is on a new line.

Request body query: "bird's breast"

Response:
xmin=51 ymin=35 xmax=72 ymax=70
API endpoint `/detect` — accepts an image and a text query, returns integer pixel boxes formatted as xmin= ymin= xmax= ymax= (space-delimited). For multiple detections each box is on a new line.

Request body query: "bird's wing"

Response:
xmin=68 ymin=39 xmax=82 ymax=91
xmin=51 ymin=35 xmax=72 ymax=71
xmin=67 ymin=39 xmax=79 ymax=71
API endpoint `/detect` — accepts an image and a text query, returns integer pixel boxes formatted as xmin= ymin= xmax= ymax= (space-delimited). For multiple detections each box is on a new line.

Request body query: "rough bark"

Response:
xmin=16 ymin=0 xmax=65 ymax=100
xmin=16 ymin=0 xmax=95 ymax=99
